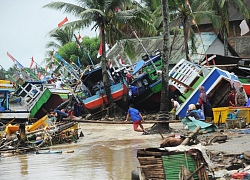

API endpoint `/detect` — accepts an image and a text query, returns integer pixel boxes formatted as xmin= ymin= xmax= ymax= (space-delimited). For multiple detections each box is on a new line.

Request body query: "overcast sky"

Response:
xmin=0 ymin=0 xmax=97 ymax=70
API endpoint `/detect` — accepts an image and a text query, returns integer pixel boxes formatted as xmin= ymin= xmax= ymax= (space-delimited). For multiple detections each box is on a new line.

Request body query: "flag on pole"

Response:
xmin=108 ymin=60 xmax=113 ymax=69
xmin=37 ymin=72 xmax=43 ymax=80
xmin=239 ymin=20 xmax=250 ymax=36
xmin=97 ymin=43 xmax=102 ymax=58
xmin=78 ymin=34 xmax=82 ymax=43
xmin=56 ymin=52 xmax=68 ymax=66
xmin=6 ymin=52 xmax=24 ymax=69
xmin=118 ymin=56 xmax=125 ymax=65
xmin=30 ymin=57 xmax=35 ymax=68
xmin=58 ymin=17 xmax=68 ymax=27
xmin=97 ymin=42 xmax=110 ymax=58
xmin=77 ymin=33 xmax=82 ymax=48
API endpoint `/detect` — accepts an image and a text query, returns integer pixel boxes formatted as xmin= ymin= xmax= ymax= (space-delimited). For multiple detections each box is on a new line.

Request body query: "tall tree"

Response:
xmin=44 ymin=0 xmax=156 ymax=111
xmin=160 ymin=0 xmax=170 ymax=129
xmin=46 ymin=26 xmax=76 ymax=49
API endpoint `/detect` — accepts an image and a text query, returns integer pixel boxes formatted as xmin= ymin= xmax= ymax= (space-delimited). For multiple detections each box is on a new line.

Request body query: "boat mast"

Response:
xmin=132 ymin=31 xmax=158 ymax=72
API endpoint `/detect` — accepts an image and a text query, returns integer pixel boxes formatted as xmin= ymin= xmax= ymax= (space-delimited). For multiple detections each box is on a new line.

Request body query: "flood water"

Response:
xmin=0 ymin=124 xmax=160 ymax=180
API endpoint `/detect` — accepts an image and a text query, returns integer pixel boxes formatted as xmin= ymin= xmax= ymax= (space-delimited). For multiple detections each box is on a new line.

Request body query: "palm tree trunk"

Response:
xmin=223 ymin=24 xmax=229 ymax=56
xmin=183 ymin=17 xmax=190 ymax=61
xmin=101 ymin=28 xmax=113 ymax=109
xmin=160 ymin=0 xmax=170 ymax=128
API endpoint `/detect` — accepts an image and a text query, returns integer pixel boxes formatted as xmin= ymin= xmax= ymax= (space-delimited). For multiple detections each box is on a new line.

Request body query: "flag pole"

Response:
xmin=132 ymin=31 xmax=158 ymax=71
xmin=73 ymin=34 xmax=94 ymax=66
xmin=31 ymin=58 xmax=49 ymax=76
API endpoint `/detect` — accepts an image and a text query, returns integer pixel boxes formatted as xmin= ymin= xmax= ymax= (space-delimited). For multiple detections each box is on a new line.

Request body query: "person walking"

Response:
xmin=124 ymin=104 xmax=149 ymax=134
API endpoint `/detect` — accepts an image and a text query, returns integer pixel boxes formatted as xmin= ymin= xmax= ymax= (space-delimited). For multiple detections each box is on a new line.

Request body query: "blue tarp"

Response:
xmin=182 ymin=116 xmax=217 ymax=132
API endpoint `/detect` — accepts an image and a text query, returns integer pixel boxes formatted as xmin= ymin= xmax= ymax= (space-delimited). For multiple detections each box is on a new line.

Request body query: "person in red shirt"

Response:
xmin=126 ymin=73 xmax=133 ymax=83
xmin=228 ymin=88 xmax=236 ymax=106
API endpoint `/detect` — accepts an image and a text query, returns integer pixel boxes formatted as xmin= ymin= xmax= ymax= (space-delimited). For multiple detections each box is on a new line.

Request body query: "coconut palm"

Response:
xmin=44 ymin=0 xmax=157 ymax=110
xmin=208 ymin=0 xmax=250 ymax=55
xmin=46 ymin=26 xmax=76 ymax=49
xmin=160 ymin=0 xmax=170 ymax=129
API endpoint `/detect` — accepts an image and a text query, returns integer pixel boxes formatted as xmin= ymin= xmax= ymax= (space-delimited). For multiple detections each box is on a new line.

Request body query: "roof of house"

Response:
xmin=106 ymin=32 xmax=238 ymax=65
xmin=228 ymin=1 xmax=250 ymax=21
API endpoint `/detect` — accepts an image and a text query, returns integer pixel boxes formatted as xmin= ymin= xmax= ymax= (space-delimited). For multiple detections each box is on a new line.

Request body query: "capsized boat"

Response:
xmin=174 ymin=59 xmax=246 ymax=118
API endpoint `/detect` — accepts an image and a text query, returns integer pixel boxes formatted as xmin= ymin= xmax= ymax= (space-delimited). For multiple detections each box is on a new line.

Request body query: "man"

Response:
xmin=171 ymin=98 xmax=180 ymax=112
xmin=124 ymin=104 xmax=149 ymax=134
xmin=170 ymin=98 xmax=180 ymax=120
xmin=49 ymin=108 xmax=68 ymax=122
xmin=129 ymin=85 xmax=139 ymax=97
xmin=55 ymin=79 xmax=63 ymax=89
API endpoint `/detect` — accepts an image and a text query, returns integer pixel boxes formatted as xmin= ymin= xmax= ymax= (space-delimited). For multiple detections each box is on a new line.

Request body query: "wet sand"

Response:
xmin=1 ymin=122 xmax=250 ymax=180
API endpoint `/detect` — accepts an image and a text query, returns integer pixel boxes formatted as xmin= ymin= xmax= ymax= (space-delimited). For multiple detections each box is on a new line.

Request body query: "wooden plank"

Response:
xmin=62 ymin=118 xmax=181 ymax=124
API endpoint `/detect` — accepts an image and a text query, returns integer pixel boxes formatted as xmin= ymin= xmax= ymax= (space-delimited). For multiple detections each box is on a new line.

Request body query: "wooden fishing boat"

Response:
xmin=239 ymin=77 xmax=250 ymax=96
xmin=128 ymin=53 xmax=163 ymax=111
xmin=128 ymin=53 xmax=183 ymax=112
xmin=80 ymin=66 xmax=128 ymax=113
xmin=0 ymin=80 xmax=30 ymax=120
xmin=174 ymin=59 xmax=245 ymax=118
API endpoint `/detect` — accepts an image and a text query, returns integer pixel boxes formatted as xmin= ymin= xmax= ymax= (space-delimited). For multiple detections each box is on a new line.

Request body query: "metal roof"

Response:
xmin=106 ymin=32 xmax=235 ymax=65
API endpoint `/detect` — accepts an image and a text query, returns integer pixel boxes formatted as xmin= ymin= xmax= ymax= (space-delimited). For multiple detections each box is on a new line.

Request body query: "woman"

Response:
xmin=198 ymin=86 xmax=207 ymax=116
xmin=235 ymin=87 xmax=247 ymax=106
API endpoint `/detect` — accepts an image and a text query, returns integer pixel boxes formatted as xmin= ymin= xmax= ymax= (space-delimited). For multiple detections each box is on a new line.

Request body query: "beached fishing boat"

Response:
xmin=80 ymin=65 xmax=128 ymax=114
xmin=128 ymin=52 xmax=183 ymax=112
xmin=127 ymin=53 xmax=163 ymax=111
xmin=0 ymin=80 xmax=30 ymax=120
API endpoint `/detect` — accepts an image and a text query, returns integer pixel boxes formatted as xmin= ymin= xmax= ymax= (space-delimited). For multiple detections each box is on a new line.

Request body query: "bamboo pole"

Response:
xmin=181 ymin=126 xmax=201 ymax=145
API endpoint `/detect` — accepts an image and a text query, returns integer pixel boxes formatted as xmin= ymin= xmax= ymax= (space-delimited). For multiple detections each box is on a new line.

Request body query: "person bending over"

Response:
xmin=124 ymin=104 xmax=148 ymax=134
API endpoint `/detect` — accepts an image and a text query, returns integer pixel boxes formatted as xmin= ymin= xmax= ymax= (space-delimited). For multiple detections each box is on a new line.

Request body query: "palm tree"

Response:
xmin=46 ymin=26 xmax=76 ymax=49
xmin=43 ymin=26 xmax=76 ymax=69
xmin=166 ymin=0 xmax=221 ymax=61
xmin=43 ymin=0 xmax=157 ymax=110
xmin=208 ymin=0 xmax=250 ymax=55
xmin=160 ymin=0 xmax=170 ymax=129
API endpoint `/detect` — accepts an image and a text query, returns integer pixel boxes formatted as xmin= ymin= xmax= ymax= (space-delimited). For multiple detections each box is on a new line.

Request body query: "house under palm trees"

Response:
xmin=106 ymin=32 xmax=239 ymax=69
xmin=195 ymin=1 xmax=250 ymax=58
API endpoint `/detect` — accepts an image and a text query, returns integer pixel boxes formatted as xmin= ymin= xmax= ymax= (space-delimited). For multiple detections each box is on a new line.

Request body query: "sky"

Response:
xmin=0 ymin=0 xmax=97 ymax=70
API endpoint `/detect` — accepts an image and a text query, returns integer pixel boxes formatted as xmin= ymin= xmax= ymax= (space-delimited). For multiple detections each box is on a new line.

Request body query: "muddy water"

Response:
xmin=0 ymin=123 xmax=161 ymax=180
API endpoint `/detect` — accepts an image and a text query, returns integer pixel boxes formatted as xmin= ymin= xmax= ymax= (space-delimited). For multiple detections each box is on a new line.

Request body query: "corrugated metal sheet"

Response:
xmin=106 ymin=35 xmax=186 ymax=65
xmin=162 ymin=153 xmax=199 ymax=180
xmin=107 ymin=32 xmax=222 ymax=66
xmin=188 ymin=32 xmax=218 ymax=63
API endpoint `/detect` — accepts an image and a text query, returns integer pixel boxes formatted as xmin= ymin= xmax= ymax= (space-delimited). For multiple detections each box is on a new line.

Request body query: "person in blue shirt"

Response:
xmin=49 ymin=108 xmax=68 ymax=122
xmin=129 ymin=85 xmax=139 ymax=97
xmin=124 ymin=104 xmax=149 ymax=134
